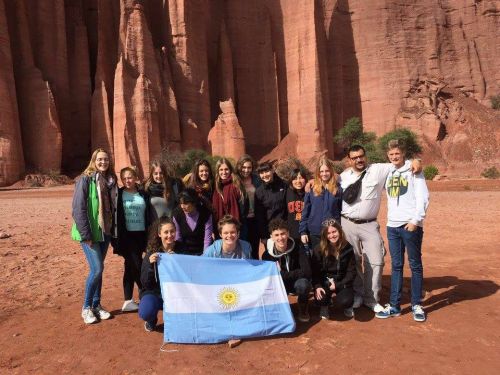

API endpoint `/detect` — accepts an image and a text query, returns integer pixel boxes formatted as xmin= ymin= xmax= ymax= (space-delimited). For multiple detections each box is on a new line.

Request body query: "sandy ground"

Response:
xmin=0 ymin=180 xmax=499 ymax=374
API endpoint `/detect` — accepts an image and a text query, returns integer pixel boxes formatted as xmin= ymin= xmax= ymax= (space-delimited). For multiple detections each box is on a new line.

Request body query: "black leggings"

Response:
xmin=122 ymin=231 xmax=145 ymax=300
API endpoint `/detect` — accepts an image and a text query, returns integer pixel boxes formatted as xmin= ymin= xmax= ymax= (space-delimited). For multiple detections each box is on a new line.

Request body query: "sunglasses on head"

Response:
xmin=322 ymin=218 xmax=339 ymax=227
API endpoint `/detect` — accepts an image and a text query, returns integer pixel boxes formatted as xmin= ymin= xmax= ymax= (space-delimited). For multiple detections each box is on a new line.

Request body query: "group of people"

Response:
xmin=72 ymin=140 xmax=429 ymax=332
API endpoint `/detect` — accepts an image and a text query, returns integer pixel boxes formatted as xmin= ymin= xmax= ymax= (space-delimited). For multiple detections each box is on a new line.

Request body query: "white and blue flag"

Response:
xmin=158 ymin=254 xmax=296 ymax=344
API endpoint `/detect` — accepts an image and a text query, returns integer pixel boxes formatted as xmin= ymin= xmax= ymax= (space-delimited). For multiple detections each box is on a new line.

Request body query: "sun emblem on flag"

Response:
xmin=217 ymin=287 xmax=240 ymax=310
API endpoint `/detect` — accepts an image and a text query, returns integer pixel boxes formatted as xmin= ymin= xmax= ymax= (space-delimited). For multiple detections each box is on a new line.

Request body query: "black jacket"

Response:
xmin=112 ymin=187 xmax=151 ymax=256
xmin=255 ymin=175 xmax=287 ymax=239
xmin=311 ymin=243 xmax=356 ymax=290
xmin=262 ymin=238 xmax=311 ymax=285
xmin=140 ymin=250 xmax=162 ymax=299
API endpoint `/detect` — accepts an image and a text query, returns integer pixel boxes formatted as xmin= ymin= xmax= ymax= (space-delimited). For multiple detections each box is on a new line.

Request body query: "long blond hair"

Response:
xmin=319 ymin=219 xmax=347 ymax=259
xmin=312 ymin=156 xmax=338 ymax=196
xmin=144 ymin=160 xmax=172 ymax=200
xmin=214 ymin=158 xmax=245 ymax=202
xmin=82 ymin=148 xmax=117 ymax=180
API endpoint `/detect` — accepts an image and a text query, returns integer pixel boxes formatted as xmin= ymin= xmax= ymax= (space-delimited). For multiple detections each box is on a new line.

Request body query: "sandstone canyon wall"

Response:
xmin=0 ymin=0 xmax=498 ymax=185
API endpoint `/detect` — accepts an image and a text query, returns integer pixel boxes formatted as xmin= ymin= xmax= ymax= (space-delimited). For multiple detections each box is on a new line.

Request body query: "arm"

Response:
xmin=310 ymin=247 xmax=323 ymax=289
xmin=204 ymin=215 xmax=213 ymax=249
xmin=335 ymin=251 xmax=357 ymax=290
xmin=173 ymin=216 xmax=182 ymax=242
xmin=140 ymin=253 xmax=159 ymax=291
xmin=72 ymin=176 xmax=92 ymax=241
xmin=280 ymin=251 xmax=311 ymax=283
xmin=254 ymin=189 xmax=267 ymax=239
xmin=409 ymin=173 xmax=429 ymax=227
xmin=299 ymin=192 xmax=312 ymax=240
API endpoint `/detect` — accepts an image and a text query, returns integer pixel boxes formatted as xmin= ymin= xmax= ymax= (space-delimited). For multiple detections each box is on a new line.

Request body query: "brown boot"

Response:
xmin=297 ymin=302 xmax=310 ymax=322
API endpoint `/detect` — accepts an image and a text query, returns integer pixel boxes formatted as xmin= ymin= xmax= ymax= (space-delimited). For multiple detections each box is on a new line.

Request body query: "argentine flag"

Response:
xmin=157 ymin=254 xmax=296 ymax=344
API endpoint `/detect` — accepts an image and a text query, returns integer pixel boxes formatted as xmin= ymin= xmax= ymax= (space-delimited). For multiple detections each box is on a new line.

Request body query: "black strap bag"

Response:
xmin=342 ymin=170 xmax=367 ymax=204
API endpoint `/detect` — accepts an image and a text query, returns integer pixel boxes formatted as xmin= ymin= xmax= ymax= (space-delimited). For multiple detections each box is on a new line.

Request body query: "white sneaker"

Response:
xmin=319 ymin=306 xmax=330 ymax=320
xmin=82 ymin=308 xmax=97 ymax=324
xmin=364 ymin=302 xmax=384 ymax=313
xmin=353 ymin=295 xmax=363 ymax=309
xmin=93 ymin=304 xmax=112 ymax=320
xmin=343 ymin=307 xmax=354 ymax=318
xmin=121 ymin=299 xmax=139 ymax=312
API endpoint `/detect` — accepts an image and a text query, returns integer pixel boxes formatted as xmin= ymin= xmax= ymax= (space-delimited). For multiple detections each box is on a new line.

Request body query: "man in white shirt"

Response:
xmin=376 ymin=139 xmax=429 ymax=322
xmin=340 ymin=145 xmax=420 ymax=313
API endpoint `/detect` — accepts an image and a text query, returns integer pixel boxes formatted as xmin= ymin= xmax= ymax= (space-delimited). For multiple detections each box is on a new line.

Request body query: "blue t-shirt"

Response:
xmin=122 ymin=190 xmax=146 ymax=231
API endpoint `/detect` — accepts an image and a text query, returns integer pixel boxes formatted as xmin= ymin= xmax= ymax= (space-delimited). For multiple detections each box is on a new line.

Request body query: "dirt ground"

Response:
xmin=0 ymin=179 xmax=499 ymax=374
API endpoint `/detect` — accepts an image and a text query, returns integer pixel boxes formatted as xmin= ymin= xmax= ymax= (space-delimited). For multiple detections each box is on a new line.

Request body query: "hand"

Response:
xmin=149 ymin=252 xmax=159 ymax=263
xmin=404 ymin=223 xmax=417 ymax=232
xmin=327 ymin=277 xmax=336 ymax=291
xmin=301 ymin=234 xmax=309 ymax=244
xmin=411 ymin=159 xmax=422 ymax=174
xmin=315 ymin=288 xmax=326 ymax=300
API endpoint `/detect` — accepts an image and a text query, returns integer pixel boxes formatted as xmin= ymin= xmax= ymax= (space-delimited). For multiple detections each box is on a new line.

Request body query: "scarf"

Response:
xmin=96 ymin=173 xmax=116 ymax=236
xmin=212 ymin=176 xmax=241 ymax=222
xmin=148 ymin=182 xmax=165 ymax=198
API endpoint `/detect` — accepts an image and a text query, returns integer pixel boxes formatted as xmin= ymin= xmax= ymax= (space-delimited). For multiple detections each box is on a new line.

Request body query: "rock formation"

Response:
xmin=208 ymin=99 xmax=245 ymax=161
xmin=0 ymin=0 xmax=498 ymax=186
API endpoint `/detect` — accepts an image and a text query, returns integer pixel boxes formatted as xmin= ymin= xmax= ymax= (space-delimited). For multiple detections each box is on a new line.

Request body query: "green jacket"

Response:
xmin=71 ymin=175 xmax=103 ymax=243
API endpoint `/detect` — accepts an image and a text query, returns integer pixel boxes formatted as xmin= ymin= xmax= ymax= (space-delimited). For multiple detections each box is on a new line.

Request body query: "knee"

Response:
xmin=294 ymin=278 xmax=311 ymax=296
xmin=408 ymin=258 xmax=423 ymax=272
xmin=336 ymin=289 xmax=354 ymax=309
xmin=138 ymin=297 xmax=159 ymax=321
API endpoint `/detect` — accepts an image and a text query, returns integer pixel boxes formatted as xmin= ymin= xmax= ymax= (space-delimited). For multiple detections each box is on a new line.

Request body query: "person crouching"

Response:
xmin=262 ymin=218 xmax=312 ymax=323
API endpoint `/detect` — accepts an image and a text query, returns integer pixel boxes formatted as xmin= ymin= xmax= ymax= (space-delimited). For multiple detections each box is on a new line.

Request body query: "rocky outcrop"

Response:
xmin=0 ymin=0 xmax=498 ymax=186
xmin=208 ymin=99 xmax=245 ymax=160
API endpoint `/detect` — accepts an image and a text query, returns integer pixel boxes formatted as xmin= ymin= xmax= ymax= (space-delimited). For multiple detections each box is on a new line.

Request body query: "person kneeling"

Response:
xmin=311 ymin=218 xmax=356 ymax=320
xmin=138 ymin=217 xmax=178 ymax=332
xmin=262 ymin=218 xmax=312 ymax=323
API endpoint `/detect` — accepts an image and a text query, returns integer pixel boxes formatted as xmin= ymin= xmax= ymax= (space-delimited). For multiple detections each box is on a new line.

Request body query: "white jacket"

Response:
xmin=385 ymin=160 xmax=429 ymax=227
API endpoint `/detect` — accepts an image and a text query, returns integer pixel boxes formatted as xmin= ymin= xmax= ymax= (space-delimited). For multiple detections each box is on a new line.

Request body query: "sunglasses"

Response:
xmin=321 ymin=218 xmax=339 ymax=227
xmin=349 ymin=154 xmax=366 ymax=161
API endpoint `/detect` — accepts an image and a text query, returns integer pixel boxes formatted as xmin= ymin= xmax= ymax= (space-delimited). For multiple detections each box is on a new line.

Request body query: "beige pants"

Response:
xmin=341 ymin=218 xmax=386 ymax=305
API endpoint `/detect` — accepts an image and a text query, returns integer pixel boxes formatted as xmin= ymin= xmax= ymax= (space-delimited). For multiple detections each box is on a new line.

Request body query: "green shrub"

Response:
xmin=423 ymin=165 xmax=439 ymax=180
xmin=378 ymin=128 xmax=422 ymax=159
xmin=491 ymin=95 xmax=500 ymax=110
xmin=481 ymin=166 xmax=500 ymax=179
xmin=334 ymin=117 xmax=381 ymax=163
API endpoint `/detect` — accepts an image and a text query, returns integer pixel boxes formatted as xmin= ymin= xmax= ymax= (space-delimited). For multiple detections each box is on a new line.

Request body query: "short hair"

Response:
xmin=387 ymin=139 xmax=406 ymax=153
xmin=120 ymin=166 xmax=138 ymax=179
xmin=178 ymin=188 xmax=199 ymax=206
xmin=217 ymin=215 xmax=241 ymax=233
xmin=256 ymin=162 xmax=273 ymax=174
xmin=268 ymin=218 xmax=288 ymax=234
xmin=347 ymin=144 xmax=366 ymax=157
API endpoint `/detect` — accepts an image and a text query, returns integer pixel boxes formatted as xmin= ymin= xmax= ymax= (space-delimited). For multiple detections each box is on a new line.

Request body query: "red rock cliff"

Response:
xmin=0 ymin=0 xmax=498 ymax=185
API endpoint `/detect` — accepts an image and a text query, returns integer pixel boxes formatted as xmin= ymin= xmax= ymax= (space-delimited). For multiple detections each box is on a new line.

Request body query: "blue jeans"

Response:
xmin=387 ymin=226 xmax=424 ymax=308
xmin=81 ymin=236 xmax=110 ymax=309
xmin=139 ymin=294 xmax=163 ymax=325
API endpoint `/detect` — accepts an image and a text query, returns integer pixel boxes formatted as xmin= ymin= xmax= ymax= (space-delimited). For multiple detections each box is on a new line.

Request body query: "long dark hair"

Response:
xmin=144 ymin=160 xmax=172 ymax=200
xmin=319 ymin=218 xmax=347 ymax=259
xmin=187 ymin=159 xmax=214 ymax=191
xmin=214 ymin=158 xmax=245 ymax=202
xmin=146 ymin=216 xmax=176 ymax=253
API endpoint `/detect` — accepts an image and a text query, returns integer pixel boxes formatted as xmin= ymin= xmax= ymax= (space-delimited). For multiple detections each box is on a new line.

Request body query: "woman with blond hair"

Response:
xmin=71 ymin=148 xmax=118 ymax=324
xmin=311 ymin=219 xmax=355 ymax=320
xmin=299 ymin=156 xmax=342 ymax=251
xmin=144 ymin=160 xmax=184 ymax=220
xmin=212 ymin=158 xmax=247 ymax=226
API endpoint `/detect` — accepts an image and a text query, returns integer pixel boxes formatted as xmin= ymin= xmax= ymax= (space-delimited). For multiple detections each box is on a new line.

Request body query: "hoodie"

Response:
xmin=261 ymin=237 xmax=311 ymax=284
xmin=386 ymin=160 xmax=429 ymax=227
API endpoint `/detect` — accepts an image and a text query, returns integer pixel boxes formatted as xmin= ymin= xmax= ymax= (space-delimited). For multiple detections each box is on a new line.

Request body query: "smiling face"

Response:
xmin=159 ymin=223 xmax=176 ymax=249
xmin=121 ymin=170 xmax=137 ymax=190
xmin=259 ymin=169 xmax=273 ymax=184
xmin=220 ymin=223 xmax=239 ymax=250
xmin=291 ymin=173 xmax=306 ymax=190
xmin=387 ymin=147 xmax=405 ymax=168
xmin=198 ymin=165 xmax=210 ymax=182
xmin=218 ymin=163 xmax=231 ymax=181
xmin=348 ymin=150 xmax=367 ymax=172
xmin=326 ymin=225 xmax=340 ymax=245
xmin=152 ymin=166 xmax=163 ymax=184
xmin=271 ymin=228 xmax=289 ymax=252
xmin=240 ymin=161 xmax=253 ymax=178
xmin=95 ymin=151 xmax=110 ymax=173
xmin=319 ymin=164 xmax=332 ymax=183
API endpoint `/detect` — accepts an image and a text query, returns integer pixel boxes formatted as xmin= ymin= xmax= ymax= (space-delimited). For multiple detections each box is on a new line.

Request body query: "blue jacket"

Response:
xmin=202 ymin=239 xmax=253 ymax=259
xmin=299 ymin=185 xmax=342 ymax=236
